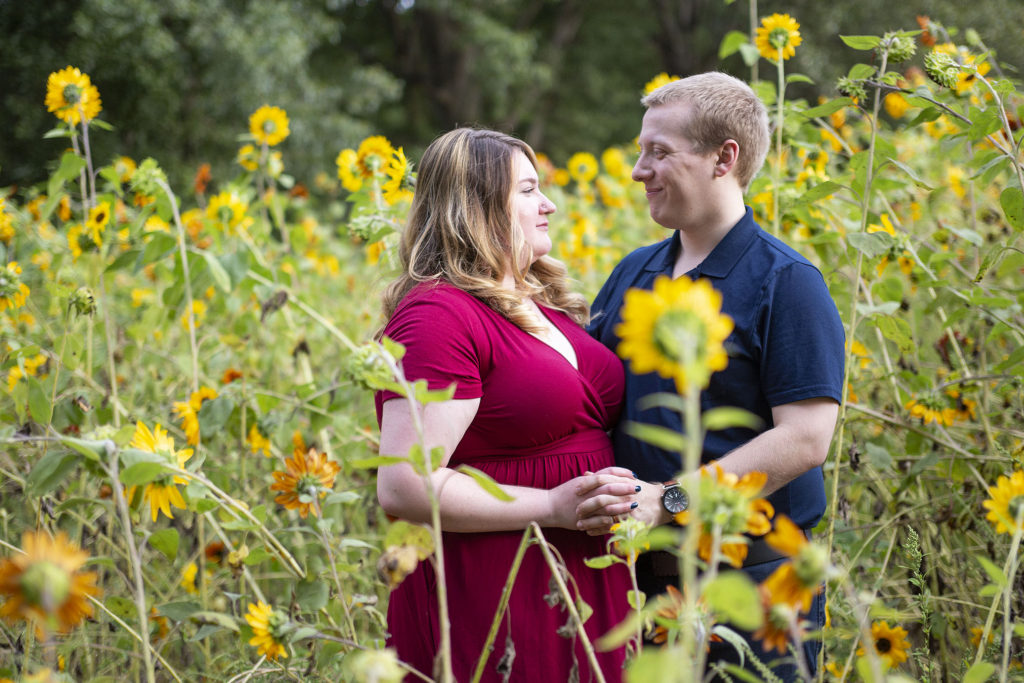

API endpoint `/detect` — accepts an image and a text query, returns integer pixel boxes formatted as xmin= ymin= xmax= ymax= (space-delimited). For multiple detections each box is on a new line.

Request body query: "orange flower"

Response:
xmin=761 ymin=515 xmax=827 ymax=611
xmin=271 ymin=447 xmax=340 ymax=518
xmin=193 ymin=163 xmax=212 ymax=195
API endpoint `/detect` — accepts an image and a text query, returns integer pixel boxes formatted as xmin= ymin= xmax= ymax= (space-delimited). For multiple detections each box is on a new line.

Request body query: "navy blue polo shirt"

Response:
xmin=588 ymin=208 xmax=845 ymax=530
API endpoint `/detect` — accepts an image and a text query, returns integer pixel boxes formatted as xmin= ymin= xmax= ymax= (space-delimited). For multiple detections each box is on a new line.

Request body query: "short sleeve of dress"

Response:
xmin=759 ymin=263 xmax=845 ymax=406
xmin=376 ymin=286 xmax=486 ymax=407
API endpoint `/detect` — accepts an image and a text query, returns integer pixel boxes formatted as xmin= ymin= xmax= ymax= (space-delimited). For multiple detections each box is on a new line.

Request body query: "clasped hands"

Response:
xmin=568 ymin=466 xmax=669 ymax=536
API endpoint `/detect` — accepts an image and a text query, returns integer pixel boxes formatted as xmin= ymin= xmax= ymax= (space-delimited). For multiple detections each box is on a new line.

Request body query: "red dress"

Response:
xmin=375 ymin=282 xmax=631 ymax=682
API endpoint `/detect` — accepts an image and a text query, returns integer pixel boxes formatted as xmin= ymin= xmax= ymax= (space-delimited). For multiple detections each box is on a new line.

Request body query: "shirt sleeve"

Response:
xmin=376 ymin=290 xmax=485 ymax=405
xmin=759 ymin=263 xmax=845 ymax=406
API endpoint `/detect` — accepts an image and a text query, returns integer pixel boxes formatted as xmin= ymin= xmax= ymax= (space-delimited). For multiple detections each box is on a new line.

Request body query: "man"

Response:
xmin=576 ymin=72 xmax=845 ymax=678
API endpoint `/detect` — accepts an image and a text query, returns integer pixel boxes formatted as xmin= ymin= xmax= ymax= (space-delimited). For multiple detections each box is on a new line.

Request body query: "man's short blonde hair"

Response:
xmin=642 ymin=72 xmax=770 ymax=191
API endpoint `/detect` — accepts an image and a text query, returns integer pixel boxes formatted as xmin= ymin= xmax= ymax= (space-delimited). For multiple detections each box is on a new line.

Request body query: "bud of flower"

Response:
xmin=880 ymin=33 xmax=916 ymax=63
xmin=20 ymin=560 xmax=71 ymax=614
xmin=130 ymin=158 xmax=168 ymax=197
xmin=964 ymin=29 xmax=982 ymax=48
xmin=924 ymin=50 xmax=961 ymax=89
xmin=376 ymin=545 xmax=420 ymax=589
xmin=346 ymin=341 xmax=397 ymax=392
xmin=69 ymin=286 xmax=96 ymax=317
xmin=794 ymin=542 xmax=830 ymax=587
xmin=349 ymin=647 xmax=405 ymax=683
xmin=836 ymin=77 xmax=867 ymax=103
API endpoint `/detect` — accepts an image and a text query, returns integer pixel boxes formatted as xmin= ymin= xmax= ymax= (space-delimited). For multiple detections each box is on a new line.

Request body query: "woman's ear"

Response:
xmin=713 ymin=139 xmax=740 ymax=178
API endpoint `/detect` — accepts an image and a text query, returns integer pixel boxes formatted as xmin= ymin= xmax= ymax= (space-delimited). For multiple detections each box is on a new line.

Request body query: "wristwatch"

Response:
xmin=660 ymin=481 xmax=690 ymax=515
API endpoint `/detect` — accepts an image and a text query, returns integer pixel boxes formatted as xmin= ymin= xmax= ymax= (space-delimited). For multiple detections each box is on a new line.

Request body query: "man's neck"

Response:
xmin=672 ymin=199 xmax=746 ymax=277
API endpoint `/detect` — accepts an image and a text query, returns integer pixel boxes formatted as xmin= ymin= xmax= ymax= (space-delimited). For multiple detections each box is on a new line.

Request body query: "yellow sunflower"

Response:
xmin=643 ymin=72 xmax=680 ymax=96
xmin=615 ymin=275 xmax=734 ymax=393
xmin=206 ymin=191 xmax=250 ymax=234
xmin=237 ymin=144 xmax=260 ymax=171
xmin=382 ymin=147 xmax=415 ymax=205
xmin=0 ymin=262 xmax=31 ymax=313
xmin=761 ymin=515 xmax=827 ymax=611
xmin=127 ymin=421 xmax=194 ymax=522
xmin=271 ymin=447 xmax=341 ymax=518
xmin=0 ymin=198 xmax=14 ymax=245
xmin=601 ymin=147 xmax=631 ymax=181
xmin=982 ymin=469 xmax=1024 ymax=535
xmin=336 ymin=148 xmax=363 ymax=192
xmin=753 ymin=585 xmax=795 ymax=654
xmin=247 ymin=424 xmax=272 ymax=457
xmin=6 ymin=353 xmax=47 ymax=392
xmin=608 ymin=517 xmax=651 ymax=565
xmin=86 ymin=203 xmax=111 ymax=244
xmin=113 ymin=156 xmax=136 ymax=183
xmin=675 ymin=463 xmax=774 ymax=568
xmin=249 ymin=105 xmax=290 ymax=147
xmin=245 ymin=601 xmax=289 ymax=660
xmin=356 ymin=135 xmax=395 ymax=179
xmin=755 ymin=14 xmax=802 ymax=62
xmin=932 ymin=43 xmax=991 ymax=95
xmin=45 ymin=66 xmax=102 ymax=125
xmin=857 ymin=620 xmax=910 ymax=669
xmin=566 ymin=152 xmax=599 ymax=184
xmin=172 ymin=386 xmax=218 ymax=446
xmin=0 ymin=530 xmax=101 ymax=637
xmin=904 ymin=398 xmax=955 ymax=427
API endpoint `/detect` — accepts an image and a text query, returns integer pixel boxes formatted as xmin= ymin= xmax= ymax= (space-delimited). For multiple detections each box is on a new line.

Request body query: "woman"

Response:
xmin=374 ymin=128 xmax=638 ymax=682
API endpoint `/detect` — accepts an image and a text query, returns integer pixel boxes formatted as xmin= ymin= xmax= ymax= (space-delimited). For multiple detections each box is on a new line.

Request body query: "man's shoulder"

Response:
xmin=748 ymin=226 xmax=816 ymax=270
xmin=613 ymin=235 xmax=674 ymax=275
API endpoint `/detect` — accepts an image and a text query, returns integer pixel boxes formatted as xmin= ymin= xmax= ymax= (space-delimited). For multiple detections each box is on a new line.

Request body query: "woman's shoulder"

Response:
xmin=393 ymin=280 xmax=479 ymax=315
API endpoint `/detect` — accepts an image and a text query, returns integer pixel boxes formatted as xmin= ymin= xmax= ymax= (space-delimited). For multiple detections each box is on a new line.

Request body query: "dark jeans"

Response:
xmin=637 ymin=555 xmax=824 ymax=683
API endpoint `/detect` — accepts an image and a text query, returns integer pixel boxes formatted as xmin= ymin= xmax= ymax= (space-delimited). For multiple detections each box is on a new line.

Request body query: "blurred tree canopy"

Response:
xmin=2 ymin=0 xmax=1022 ymax=189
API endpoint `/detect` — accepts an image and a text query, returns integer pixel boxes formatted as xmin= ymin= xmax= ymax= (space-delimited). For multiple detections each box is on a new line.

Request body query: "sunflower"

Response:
xmin=601 ymin=148 xmax=631 ymax=181
xmin=245 ymin=601 xmax=289 ymax=660
xmin=180 ymin=562 xmax=199 ymax=595
xmin=249 ymin=105 xmax=290 ymax=147
xmin=45 ymin=66 xmax=102 ymax=125
xmin=85 ymin=203 xmax=110 ymax=244
xmin=126 ymin=421 xmax=194 ymax=522
xmin=206 ymin=191 xmax=250 ymax=234
xmin=247 ymin=424 xmax=272 ymax=457
xmin=336 ymin=148 xmax=363 ymax=193
xmin=172 ymin=386 xmax=217 ymax=446
xmin=753 ymin=586 xmax=795 ymax=654
xmin=6 ymin=353 xmax=48 ymax=392
xmin=755 ymin=14 xmax=802 ymax=62
xmin=0 ymin=198 xmax=14 ymax=245
xmin=616 ymin=275 xmax=734 ymax=393
xmin=271 ymin=447 xmax=341 ymax=518
xmin=761 ymin=515 xmax=827 ymax=611
xmin=982 ymin=469 xmax=1024 ymax=535
xmin=857 ymin=621 xmax=910 ymax=669
xmin=0 ymin=262 xmax=31 ymax=313
xmin=643 ymin=72 xmax=680 ymax=96
xmin=904 ymin=398 xmax=955 ymax=427
xmin=113 ymin=156 xmax=136 ymax=184
xmin=567 ymin=152 xmax=599 ymax=184
xmin=356 ymin=135 xmax=395 ymax=179
xmin=675 ymin=464 xmax=774 ymax=568
xmin=0 ymin=530 xmax=101 ymax=637
xmin=608 ymin=518 xmax=651 ymax=565
xmin=237 ymin=144 xmax=260 ymax=171
xmin=382 ymin=147 xmax=415 ymax=205
xmin=931 ymin=43 xmax=991 ymax=95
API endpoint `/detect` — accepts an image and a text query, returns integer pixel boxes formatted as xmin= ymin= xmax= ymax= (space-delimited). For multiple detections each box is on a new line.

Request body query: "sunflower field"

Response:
xmin=3 ymin=12 xmax=1024 ymax=683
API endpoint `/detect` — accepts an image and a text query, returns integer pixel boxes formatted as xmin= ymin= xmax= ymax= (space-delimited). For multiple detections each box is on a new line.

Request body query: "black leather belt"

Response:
xmin=643 ymin=530 xmax=808 ymax=576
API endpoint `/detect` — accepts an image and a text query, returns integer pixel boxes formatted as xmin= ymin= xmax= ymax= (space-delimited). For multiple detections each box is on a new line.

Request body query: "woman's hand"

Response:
xmin=571 ymin=467 xmax=646 ymax=535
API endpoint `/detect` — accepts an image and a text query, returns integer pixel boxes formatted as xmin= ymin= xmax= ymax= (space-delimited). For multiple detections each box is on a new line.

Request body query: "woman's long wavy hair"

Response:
xmin=380 ymin=127 xmax=588 ymax=333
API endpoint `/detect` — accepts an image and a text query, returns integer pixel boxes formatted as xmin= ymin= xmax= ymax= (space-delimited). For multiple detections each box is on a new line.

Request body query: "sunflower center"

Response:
xmin=652 ymin=310 xmax=704 ymax=366
xmin=267 ymin=607 xmax=290 ymax=640
xmin=62 ymin=84 xmax=83 ymax=105
xmin=297 ymin=473 xmax=321 ymax=496
xmin=876 ymin=636 xmax=892 ymax=654
xmin=1008 ymin=495 xmax=1024 ymax=522
xmin=20 ymin=560 xmax=71 ymax=610
xmin=769 ymin=27 xmax=792 ymax=49
xmin=262 ymin=120 xmax=276 ymax=134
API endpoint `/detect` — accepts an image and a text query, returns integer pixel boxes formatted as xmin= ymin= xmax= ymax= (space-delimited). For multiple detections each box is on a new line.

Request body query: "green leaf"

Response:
xmin=799 ymin=97 xmax=853 ymax=119
xmin=350 ymin=455 xmax=408 ymax=469
xmin=28 ymin=376 xmax=52 ymax=425
xmin=189 ymin=610 xmax=240 ymax=632
xmin=59 ymin=435 xmax=106 ymax=462
xmin=794 ymin=181 xmax=843 ymax=206
xmin=583 ymin=554 xmax=621 ymax=569
xmin=323 ymin=491 xmax=360 ymax=505
xmin=201 ymin=251 xmax=232 ymax=292
xmin=104 ymin=596 xmax=138 ymax=621
xmin=26 ymin=450 xmax=78 ymax=496
xmin=575 ymin=597 xmax=593 ymax=625
xmin=384 ymin=520 xmax=434 ymax=560
xmin=702 ymin=571 xmax=764 ymax=631
xmin=456 ymin=464 xmax=514 ymax=502
xmin=189 ymin=624 xmax=225 ymax=641
xmin=847 ymin=231 xmax=893 ymax=258
xmin=627 ymin=589 xmax=646 ymax=611
xmin=976 ymin=555 xmax=1007 ymax=587
xmin=1000 ymin=187 xmax=1024 ymax=232
xmin=636 ymin=391 xmax=686 ymax=413
xmin=840 ymin=35 xmax=881 ymax=50
xmin=289 ymin=626 xmax=320 ymax=643
xmin=963 ymin=661 xmax=996 ymax=683
xmin=786 ymin=73 xmax=813 ymax=85
xmin=887 ymin=158 xmax=933 ymax=189
xmin=718 ymin=31 xmax=749 ymax=59
xmin=702 ymin=407 xmax=763 ymax=432
xmin=1014 ymin=622 xmax=1024 ymax=637
xmin=148 ymin=528 xmax=179 ymax=561
xmin=737 ymin=43 xmax=760 ymax=68
xmin=968 ymin=107 xmax=1003 ymax=142
xmin=874 ymin=316 xmax=914 ymax=354
xmin=53 ymin=151 xmax=87 ymax=184
xmin=623 ymin=422 xmax=685 ymax=452
xmin=243 ymin=546 xmax=272 ymax=565
xmin=295 ymin=579 xmax=330 ymax=612
xmin=847 ymin=63 xmax=876 ymax=80
xmin=863 ymin=443 xmax=893 ymax=470
xmin=412 ymin=380 xmax=456 ymax=404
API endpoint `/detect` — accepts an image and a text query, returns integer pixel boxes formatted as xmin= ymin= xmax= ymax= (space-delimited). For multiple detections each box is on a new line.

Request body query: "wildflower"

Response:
xmin=0 ymin=530 xmax=101 ymax=637
xmin=172 ymin=386 xmax=217 ymax=446
xmin=567 ymin=152 xmax=599 ymax=184
xmin=0 ymin=262 xmax=30 ymax=313
xmin=884 ymin=93 xmax=911 ymax=119
xmin=675 ymin=464 xmax=775 ymax=568
xmin=113 ymin=156 xmax=137 ymax=184
xmin=761 ymin=515 xmax=827 ymax=611
xmin=221 ymin=368 xmax=243 ymax=384
xmin=336 ymin=148 xmax=363 ymax=192
xmin=916 ymin=15 xmax=937 ymax=47
xmin=879 ymin=32 xmax=916 ymax=63
xmin=249 ymin=105 xmax=290 ymax=147
xmin=931 ymin=43 xmax=991 ymax=95
xmin=904 ymin=397 xmax=955 ymax=427
xmin=180 ymin=562 xmax=199 ymax=595
xmin=648 ymin=583 xmax=722 ymax=647
xmin=130 ymin=288 xmax=153 ymax=308
xmin=755 ymin=14 xmax=802 ymax=62
xmin=615 ymin=275 xmax=734 ymax=393
xmin=245 ymin=601 xmax=289 ymax=660
xmin=366 ymin=240 xmax=386 ymax=266
xmin=237 ymin=144 xmax=260 ymax=172
xmin=127 ymin=421 xmax=194 ymax=521
xmin=601 ymin=147 xmax=631 ymax=181
xmin=248 ymin=424 xmax=272 ymax=457
xmin=971 ymin=625 xmax=993 ymax=648
xmin=356 ymin=135 xmax=395 ymax=179
xmin=607 ymin=517 xmax=651 ymax=565
xmin=270 ymin=447 xmax=341 ymax=518
xmin=57 ymin=196 xmax=72 ymax=222
xmin=552 ymin=168 xmax=570 ymax=187
xmin=0 ymin=198 xmax=13 ymax=245
xmin=206 ymin=191 xmax=249 ymax=234
xmin=193 ymin=163 xmax=212 ymax=194
xmin=45 ymin=66 xmax=102 ymax=125
xmin=377 ymin=545 xmax=421 ymax=589
xmin=849 ymin=339 xmax=871 ymax=370
xmin=857 ymin=621 xmax=910 ymax=669
xmin=753 ymin=586 xmax=795 ymax=654
xmin=643 ymin=72 xmax=680 ymax=96
xmin=7 ymin=354 xmax=48 ymax=392
xmin=205 ymin=541 xmax=228 ymax=565
xmin=348 ymin=648 xmax=405 ymax=683
xmin=982 ymin=469 xmax=1024 ymax=535
xmin=85 ymin=203 xmax=111 ymax=244
xmin=383 ymin=147 xmax=415 ymax=204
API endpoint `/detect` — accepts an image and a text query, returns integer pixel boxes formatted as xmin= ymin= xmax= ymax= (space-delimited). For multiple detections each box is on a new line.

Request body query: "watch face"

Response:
xmin=662 ymin=485 xmax=689 ymax=514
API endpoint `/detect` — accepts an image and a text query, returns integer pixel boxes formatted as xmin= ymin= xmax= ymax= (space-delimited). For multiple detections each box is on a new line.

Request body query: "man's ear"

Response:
xmin=713 ymin=139 xmax=740 ymax=178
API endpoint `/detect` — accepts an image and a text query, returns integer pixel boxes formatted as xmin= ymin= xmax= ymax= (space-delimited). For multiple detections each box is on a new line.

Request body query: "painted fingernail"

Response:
xmin=635 ymin=485 xmax=642 ymax=492
xmin=631 ymin=471 xmax=638 ymax=478
xmin=630 ymin=502 xmax=639 ymax=509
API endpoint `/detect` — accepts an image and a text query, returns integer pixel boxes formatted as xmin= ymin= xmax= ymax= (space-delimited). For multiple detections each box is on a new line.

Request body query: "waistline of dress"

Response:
xmin=451 ymin=429 xmax=613 ymax=465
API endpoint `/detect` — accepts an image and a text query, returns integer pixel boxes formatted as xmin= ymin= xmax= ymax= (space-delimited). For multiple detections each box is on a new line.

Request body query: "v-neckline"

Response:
xmin=529 ymin=303 xmax=580 ymax=372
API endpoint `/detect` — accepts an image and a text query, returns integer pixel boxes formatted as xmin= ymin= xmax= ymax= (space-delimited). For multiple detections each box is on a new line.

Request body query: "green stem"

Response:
xmin=772 ymin=56 xmax=785 ymax=237
xmin=679 ymin=379 xmax=703 ymax=680
xmin=472 ymin=529 xmax=532 ymax=683
xmin=974 ymin=508 xmax=1023 ymax=671
xmin=156 ymin=178 xmax=199 ymax=394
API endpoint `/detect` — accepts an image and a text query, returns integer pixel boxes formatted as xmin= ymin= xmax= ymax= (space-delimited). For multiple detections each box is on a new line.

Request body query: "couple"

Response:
xmin=373 ymin=72 xmax=845 ymax=682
